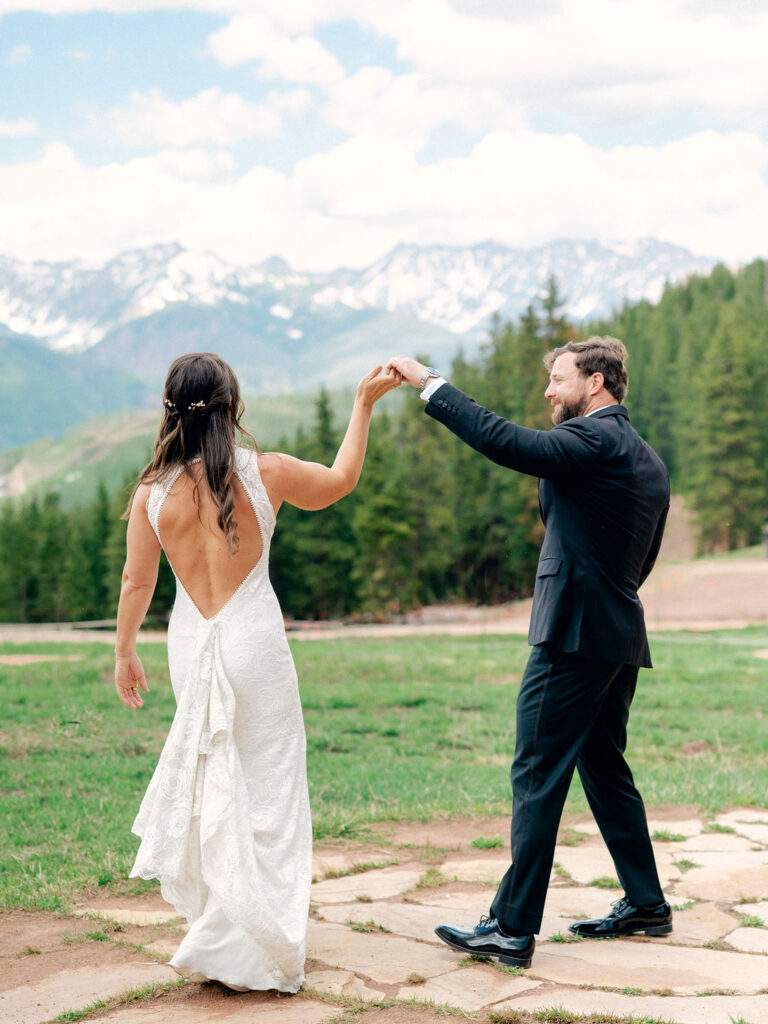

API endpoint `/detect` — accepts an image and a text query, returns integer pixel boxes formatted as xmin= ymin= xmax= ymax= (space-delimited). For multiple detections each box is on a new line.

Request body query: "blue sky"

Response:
xmin=1 ymin=1 xmax=767 ymax=269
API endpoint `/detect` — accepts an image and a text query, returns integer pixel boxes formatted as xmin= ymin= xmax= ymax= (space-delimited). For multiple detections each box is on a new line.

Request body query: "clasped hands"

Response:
xmin=385 ymin=357 xmax=431 ymax=388
xmin=357 ymin=358 xmax=432 ymax=405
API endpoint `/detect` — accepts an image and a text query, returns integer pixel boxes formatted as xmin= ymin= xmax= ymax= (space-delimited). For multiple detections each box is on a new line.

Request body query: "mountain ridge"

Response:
xmin=0 ymin=236 xmax=719 ymax=451
xmin=0 ymin=237 xmax=717 ymax=354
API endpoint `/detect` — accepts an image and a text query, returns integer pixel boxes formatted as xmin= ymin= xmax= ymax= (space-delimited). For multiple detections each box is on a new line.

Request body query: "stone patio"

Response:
xmin=1 ymin=807 xmax=767 ymax=1024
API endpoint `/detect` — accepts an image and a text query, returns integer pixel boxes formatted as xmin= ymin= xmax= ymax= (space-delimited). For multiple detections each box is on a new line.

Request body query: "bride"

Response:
xmin=114 ymin=352 xmax=400 ymax=992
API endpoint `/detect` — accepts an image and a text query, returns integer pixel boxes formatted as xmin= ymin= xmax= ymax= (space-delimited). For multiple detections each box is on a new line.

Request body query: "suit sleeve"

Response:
xmin=425 ymin=382 xmax=603 ymax=480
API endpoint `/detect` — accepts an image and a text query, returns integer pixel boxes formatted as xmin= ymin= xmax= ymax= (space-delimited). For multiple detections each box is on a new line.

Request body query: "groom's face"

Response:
xmin=545 ymin=353 xmax=590 ymax=425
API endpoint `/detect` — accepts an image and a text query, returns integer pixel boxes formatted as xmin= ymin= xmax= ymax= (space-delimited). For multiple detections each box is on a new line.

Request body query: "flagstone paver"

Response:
xmin=407 ymin=889 xmax=497 ymax=915
xmin=316 ymin=898 xmax=617 ymax=945
xmin=646 ymin=817 xmax=704 ymax=837
xmin=727 ymin=821 xmax=768 ymax=845
xmin=312 ymin=849 xmax=394 ymax=880
xmin=73 ymin=906 xmax=183 ymax=926
xmin=310 ymin=866 xmax=423 ymax=904
xmin=672 ymin=850 xmax=768 ymax=870
xmin=675 ymin=832 xmax=758 ymax=853
xmin=304 ymin=969 xmax=386 ymax=1001
xmin=494 ymin=986 xmax=768 ymax=1024
xmin=675 ymin=861 xmax=768 ymax=900
xmin=0 ymin=962 xmax=176 ymax=1024
xmin=317 ymin=900 xmax=449 ymax=943
xmin=735 ymin=898 xmax=768 ymax=923
xmin=89 ymin=1001 xmax=340 ymax=1023
xmin=439 ymin=856 xmax=517 ymax=883
xmin=142 ymin=939 xmax=181 ymax=959
xmin=418 ymin=883 xmax=618 ymax=924
xmin=667 ymin=903 xmax=741 ymax=944
xmin=725 ymin=925 xmax=768 ymax=953
xmin=397 ymin=964 xmax=541 ymax=1011
xmin=715 ymin=807 xmax=768 ymax=826
xmin=526 ymin=938 xmax=768 ymax=995
xmin=551 ymin=842 xmax=690 ymax=886
xmin=306 ymin=919 xmax=457 ymax=984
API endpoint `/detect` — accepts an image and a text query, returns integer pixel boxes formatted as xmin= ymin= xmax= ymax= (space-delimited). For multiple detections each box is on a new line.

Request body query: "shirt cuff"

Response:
xmin=420 ymin=376 xmax=447 ymax=401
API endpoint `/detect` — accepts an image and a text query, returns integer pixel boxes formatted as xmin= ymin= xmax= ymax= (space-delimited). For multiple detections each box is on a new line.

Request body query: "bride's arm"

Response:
xmin=260 ymin=365 xmax=400 ymax=512
xmin=114 ymin=482 xmax=160 ymax=709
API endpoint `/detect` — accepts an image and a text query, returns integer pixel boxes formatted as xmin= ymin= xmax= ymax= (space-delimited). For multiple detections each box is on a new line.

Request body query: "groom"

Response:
xmin=387 ymin=338 xmax=671 ymax=968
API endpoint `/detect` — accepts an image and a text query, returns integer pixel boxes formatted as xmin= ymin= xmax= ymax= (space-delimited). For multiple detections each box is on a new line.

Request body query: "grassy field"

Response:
xmin=1 ymin=629 xmax=767 ymax=912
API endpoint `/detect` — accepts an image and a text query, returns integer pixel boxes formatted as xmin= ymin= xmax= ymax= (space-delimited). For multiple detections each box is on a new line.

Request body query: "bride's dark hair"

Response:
xmin=124 ymin=352 xmax=258 ymax=553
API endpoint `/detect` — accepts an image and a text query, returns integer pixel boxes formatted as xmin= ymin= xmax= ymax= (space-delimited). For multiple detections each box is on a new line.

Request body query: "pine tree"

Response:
xmin=687 ymin=304 xmax=765 ymax=551
xmin=274 ymin=390 xmax=359 ymax=619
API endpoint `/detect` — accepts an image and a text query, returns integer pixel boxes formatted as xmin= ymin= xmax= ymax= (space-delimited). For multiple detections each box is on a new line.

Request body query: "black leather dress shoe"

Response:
xmin=434 ymin=916 xmax=534 ymax=967
xmin=568 ymin=897 xmax=672 ymax=938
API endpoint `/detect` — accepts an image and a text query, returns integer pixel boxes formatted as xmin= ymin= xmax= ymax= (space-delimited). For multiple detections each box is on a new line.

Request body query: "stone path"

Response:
xmin=2 ymin=808 xmax=768 ymax=1024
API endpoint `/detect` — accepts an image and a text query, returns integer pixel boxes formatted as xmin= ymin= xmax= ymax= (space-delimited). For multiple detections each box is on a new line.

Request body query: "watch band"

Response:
xmin=418 ymin=366 xmax=440 ymax=389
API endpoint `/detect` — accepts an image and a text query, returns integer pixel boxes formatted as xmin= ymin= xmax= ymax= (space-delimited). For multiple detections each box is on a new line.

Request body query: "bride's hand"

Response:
xmin=356 ymin=365 xmax=402 ymax=409
xmin=115 ymin=653 xmax=149 ymax=710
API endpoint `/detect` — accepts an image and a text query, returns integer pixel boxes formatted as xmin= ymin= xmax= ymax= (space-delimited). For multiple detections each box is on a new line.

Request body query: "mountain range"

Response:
xmin=1 ymin=237 xmax=717 ymax=451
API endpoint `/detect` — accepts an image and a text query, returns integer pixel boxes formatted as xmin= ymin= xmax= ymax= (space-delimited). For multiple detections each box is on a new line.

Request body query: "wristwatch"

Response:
xmin=417 ymin=366 xmax=441 ymax=389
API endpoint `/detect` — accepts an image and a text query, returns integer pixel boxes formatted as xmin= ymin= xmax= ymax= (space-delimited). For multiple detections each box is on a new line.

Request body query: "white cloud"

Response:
xmin=0 ymin=117 xmax=37 ymax=136
xmin=208 ymin=13 xmax=345 ymax=84
xmin=321 ymin=67 xmax=524 ymax=146
xmin=108 ymin=87 xmax=280 ymax=148
xmin=266 ymin=87 xmax=314 ymax=119
xmin=1 ymin=129 xmax=766 ymax=271
xmin=5 ymin=42 xmax=31 ymax=66
xmin=153 ymin=148 xmax=237 ymax=178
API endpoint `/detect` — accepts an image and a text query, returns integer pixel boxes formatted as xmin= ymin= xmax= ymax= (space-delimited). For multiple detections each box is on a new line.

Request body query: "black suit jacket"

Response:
xmin=426 ymin=383 xmax=670 ymax=667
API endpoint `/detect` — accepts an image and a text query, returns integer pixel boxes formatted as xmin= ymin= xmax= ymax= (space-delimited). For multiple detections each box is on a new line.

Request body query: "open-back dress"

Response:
xmin=129 ymin=447 xmax=312 ymax=992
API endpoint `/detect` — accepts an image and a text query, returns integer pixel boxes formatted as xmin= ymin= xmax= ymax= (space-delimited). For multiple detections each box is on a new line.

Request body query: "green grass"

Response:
xmin=673 ymin=859 xmax=700 ymax=872
xmin=1 ymin=627 xmax=768 ymax=910
xmin=739 ymin=914 xmax=765 ymax=928
xmin=471 ymin=835 xmax=504 ymax=848
xmin=650 ymin=829 xmax=686 ymax=842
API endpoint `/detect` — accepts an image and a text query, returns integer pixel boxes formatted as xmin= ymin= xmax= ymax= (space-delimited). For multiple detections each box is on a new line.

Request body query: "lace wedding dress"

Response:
xmin=130 ymin=448 xmax=312 ymax=992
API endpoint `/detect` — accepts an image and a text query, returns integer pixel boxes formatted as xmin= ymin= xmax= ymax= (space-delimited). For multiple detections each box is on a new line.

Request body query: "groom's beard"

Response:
xmin=551 ymin=392 xmax=589 ymax=425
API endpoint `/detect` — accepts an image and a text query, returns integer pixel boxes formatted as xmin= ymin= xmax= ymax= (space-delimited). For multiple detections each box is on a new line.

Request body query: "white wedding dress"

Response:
xmin=130 ymin=447 xmax=312 ymax=992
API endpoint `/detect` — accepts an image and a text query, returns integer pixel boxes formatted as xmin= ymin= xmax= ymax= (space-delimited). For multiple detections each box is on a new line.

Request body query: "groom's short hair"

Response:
xmin=545 ymin=336 xmax=629 ymax=403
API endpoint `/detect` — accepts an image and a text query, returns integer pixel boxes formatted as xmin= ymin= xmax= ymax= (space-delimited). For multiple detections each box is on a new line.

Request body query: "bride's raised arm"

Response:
xmin=259 ymin=365 xmax=400 ymax=513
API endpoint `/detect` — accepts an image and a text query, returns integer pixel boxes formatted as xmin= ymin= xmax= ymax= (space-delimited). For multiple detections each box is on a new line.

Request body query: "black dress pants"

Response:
xmin=489 ymin=643 xmax=664 ymax=935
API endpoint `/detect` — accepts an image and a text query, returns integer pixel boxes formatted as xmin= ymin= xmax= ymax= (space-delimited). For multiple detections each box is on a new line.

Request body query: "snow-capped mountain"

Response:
xmin=322 ymin=238 xmax=717 ymax=332
xmin=0 ymin=243 xmax=302 ymax=352
xmin=0 ymin=237 xmax=716 ymax=355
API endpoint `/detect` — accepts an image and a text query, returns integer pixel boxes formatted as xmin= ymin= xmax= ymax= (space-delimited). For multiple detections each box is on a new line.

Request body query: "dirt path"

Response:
xmin=3 ymin=546 xmax=765 ymax=648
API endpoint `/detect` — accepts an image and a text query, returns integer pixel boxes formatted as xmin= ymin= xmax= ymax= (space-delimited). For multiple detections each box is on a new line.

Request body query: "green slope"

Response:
xmin=0 ymin=327 xmax=152 ymax=450
xmin=0 ymin=385 xmax=402 ymax=509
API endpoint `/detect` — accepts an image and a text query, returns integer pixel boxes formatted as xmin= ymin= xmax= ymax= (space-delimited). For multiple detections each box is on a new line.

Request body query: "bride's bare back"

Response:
xmin=157 ymin=465 xmax=264 ymax=620
xmin=115 ymin=366 xmax=401 ymax=709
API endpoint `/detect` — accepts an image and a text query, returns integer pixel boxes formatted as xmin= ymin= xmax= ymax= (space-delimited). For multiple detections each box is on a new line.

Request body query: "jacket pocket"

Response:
xmin=536 ymin=556 xmax=562 ymax=577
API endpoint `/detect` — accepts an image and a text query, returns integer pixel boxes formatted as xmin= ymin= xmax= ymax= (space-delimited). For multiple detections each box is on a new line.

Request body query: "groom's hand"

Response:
xmin=386 ymin=357 xmax=428 ymax=388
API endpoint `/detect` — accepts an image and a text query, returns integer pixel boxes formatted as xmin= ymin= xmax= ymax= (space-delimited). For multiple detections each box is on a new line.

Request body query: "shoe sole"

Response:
xmin=569 ymin=923 xmax=673 ymax=938
xmin=434 ymin=930 xmax=532 ymax=968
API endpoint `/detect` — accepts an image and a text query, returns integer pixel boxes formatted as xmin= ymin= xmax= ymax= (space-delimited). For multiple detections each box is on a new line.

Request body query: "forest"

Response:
xmin=1 ymin=258 xmax=766 ymax=623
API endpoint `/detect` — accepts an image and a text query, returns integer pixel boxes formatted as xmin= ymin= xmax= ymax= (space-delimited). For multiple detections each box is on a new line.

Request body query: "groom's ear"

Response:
xmin=589 ymin=372 xmax=604 ymax=395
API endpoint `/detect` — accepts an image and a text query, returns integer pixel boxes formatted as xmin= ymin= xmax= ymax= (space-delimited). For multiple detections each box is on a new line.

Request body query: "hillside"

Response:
xmin=0 ymin=386 xmax=380 ymax=509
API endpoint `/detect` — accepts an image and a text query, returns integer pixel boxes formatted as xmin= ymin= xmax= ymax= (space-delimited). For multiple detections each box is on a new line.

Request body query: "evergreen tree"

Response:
xmin=273 ymin=389 xmax=359 ymax=619
xmin=351 ymin=414 xmax=417 ymax=615
xmin=687 ymin=304 xmax=764 ymax=551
